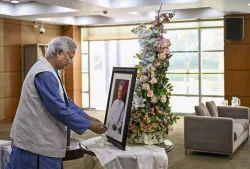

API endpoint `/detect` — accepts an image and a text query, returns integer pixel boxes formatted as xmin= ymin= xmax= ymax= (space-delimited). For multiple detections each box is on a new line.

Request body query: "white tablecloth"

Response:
xmin=80 ymin=136 xmax=168 ymax=169
xmin=0 ymin=140 xmax=11 ymax=169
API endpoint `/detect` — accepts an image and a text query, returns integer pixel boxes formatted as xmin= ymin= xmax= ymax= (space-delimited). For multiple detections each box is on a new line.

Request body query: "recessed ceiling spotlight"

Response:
xmin=10 ymin=0 xmax=20 ymax=3
xmin=248 ymin=3 xmax=250 ymax=6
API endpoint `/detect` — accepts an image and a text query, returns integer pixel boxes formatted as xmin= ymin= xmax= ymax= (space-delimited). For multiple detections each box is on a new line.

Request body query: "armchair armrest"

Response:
xmin=217 ymin=106 xmax=249 ymax=120
xmin=184 ymin=116 xmax=233 ymax=154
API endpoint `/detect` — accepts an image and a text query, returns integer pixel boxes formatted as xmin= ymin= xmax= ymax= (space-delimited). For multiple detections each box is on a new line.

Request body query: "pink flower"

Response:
xmin=153 ymin=20 xmax=159 ymax=28
xmin=161 ymin=95 xmax=167 ymax=103
xmin=150 ymin=95 xmax=157 ymax=103
xmin=150 ymin=77 xmax=157 ymax=84
xmin=162 ymin=47 xmax=170 ymax=55
xmin=162 ymin=13 xmax=167 ymax=18
xmin=162 ymin=38 xmax=171 ymax=46
xmin=161 ymin=43 xmax=168 ymax=48
xmin=140 ymin=75 xmax=149 ymax=82
xmin=154 ymin=42 xmax=161 ymax=52
xmin=151 ymin=66 xmax=156 ymax=72
xmin=159 ymin=53 xmax=166 ymax=61
xmin=150 ymin=108 xmax=155 ymax=115
xmin=142 ymin=83 xmax=150 ymax=91
xmin=164 ymin=17 xmax=170 ymax=22
xmin=154 ymin=61 xmax=161 ymax=67
xmin=151 ymin=71 xmax=155 ymax=77
xmin=159 ymin=25 xmax=164 ymax=31
xmin=147 ymin=89 xmax=154 ymax=97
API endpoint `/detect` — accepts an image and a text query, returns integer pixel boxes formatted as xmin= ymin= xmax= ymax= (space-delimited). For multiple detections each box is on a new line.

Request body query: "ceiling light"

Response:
xmin=129 ymin=12 xmax=139 ymax=15
xmin=249 ymin=4 xmax=250 ymax=6
xmin=10 ymin=0 xmax=20 ymax=3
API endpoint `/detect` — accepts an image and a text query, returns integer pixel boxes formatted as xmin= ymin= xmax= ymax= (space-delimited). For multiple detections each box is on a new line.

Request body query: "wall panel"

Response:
xmin=63 ymin=25 xmax=82 ymax=108
xmin=225 ymin=14 xmax=250 ymax=108
xmin=0 ymin=18 xmax=63 ymax=124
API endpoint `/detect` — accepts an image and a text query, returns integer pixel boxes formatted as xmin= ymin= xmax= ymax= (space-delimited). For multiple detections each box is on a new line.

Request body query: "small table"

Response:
xmin=79 ymin=139 xmax=174 ymax=156
xmin=79 ymin=137 xmax=172 ymax=169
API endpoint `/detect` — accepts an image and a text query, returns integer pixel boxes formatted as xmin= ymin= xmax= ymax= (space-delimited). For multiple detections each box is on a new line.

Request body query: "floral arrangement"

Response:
xmin=127 ymin=8 xmax=179 ymax=144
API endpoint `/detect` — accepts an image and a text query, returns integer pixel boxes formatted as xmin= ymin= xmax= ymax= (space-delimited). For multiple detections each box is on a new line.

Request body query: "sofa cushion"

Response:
xmin=234 ymin=119 xmax=249 ymax=131
xmin=234 ymin=123 xmax=244 ymax=141
xmin=195 ymin=103 xmax=210 ymax=116
xmin=206 ymin=101 xmax=219 ymax=117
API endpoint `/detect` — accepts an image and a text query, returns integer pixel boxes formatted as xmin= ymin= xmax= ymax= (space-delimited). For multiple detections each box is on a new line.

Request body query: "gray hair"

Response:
xmin=46 ymin=36 xmax=77 ymax=57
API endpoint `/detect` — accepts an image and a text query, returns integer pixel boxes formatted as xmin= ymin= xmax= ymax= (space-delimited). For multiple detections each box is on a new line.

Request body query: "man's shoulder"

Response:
xmin=36 ymin=71 xmax=54 ymax=79
xmin=35 ymin=71 xmax=58 ymax=85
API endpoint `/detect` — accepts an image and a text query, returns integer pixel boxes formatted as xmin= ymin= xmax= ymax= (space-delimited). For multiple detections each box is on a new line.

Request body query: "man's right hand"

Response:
xmin=112 ymin=124 xmax=117 ymax=131
xmin=88 ymin=121 xmax=107 ymax=134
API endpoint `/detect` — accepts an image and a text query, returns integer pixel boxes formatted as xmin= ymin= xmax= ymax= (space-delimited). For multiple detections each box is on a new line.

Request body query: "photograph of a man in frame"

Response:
xmin=107 ymin=79 xmax=129 ymax=135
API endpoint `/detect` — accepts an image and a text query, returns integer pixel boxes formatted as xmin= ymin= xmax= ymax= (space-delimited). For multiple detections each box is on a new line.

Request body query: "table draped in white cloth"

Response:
xmin=80 ymin=136 xmax=168 ymax=169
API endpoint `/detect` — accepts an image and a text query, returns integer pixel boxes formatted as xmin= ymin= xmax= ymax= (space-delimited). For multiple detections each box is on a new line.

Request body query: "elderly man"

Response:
xmin=5 ymin=36 xmax=107 ymax=169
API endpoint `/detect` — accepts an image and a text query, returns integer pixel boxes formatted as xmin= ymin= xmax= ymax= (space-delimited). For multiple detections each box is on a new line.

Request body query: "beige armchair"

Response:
xmin=184 ymin=103 xmax=249 ymax=159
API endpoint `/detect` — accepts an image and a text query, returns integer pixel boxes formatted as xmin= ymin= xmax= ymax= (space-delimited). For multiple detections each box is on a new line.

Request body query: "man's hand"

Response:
xmin=112 ymin=124 xmax=117 ymax=131
xmin=88 ymin=121 xmax=107 ymax=134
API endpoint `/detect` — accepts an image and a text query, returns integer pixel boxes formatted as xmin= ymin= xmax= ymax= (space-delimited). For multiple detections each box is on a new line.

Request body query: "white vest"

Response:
xmin=10 ymin=57 xmax=67 ymax=158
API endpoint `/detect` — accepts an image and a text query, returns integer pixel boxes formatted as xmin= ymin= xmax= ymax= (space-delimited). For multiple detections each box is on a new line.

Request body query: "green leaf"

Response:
xmin=136 ymin=53 xmax=142 ymax=60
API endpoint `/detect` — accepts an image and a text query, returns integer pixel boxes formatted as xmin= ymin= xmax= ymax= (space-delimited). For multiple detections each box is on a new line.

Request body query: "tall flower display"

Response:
xmin=127 ymin=11 xmax=179 ymax=144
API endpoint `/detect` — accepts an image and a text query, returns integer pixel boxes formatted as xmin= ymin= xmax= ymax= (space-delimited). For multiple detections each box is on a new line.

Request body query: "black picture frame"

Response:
xmin=104 ymin=67 xmax=137 ymax=150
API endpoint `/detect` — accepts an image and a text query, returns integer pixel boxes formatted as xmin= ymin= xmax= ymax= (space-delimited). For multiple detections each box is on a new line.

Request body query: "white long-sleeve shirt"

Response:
xmin=108 ymin=99 xmax=125 ymax=133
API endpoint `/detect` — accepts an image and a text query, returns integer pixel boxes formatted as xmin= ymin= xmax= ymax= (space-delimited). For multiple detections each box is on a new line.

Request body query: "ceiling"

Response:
xmin=1 ymin=0 xmax=34 ymax=2
xmin=0 ymin=0 xmax=249 ymax=26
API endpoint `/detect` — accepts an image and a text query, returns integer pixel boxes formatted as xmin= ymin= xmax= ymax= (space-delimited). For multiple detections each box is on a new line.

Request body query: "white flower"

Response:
xmin=138 ymin=32 xmax=148 ymax=39
xmin=146 ymin=56 xmax=155 ymax=63
xmin=145 ymin=63 xmax=153 ymax=70
xmin=133 ymin=95 xmax=146 ymax=110
xmin=142 ymin=67 xmax=148 ymax=73
xmin=135 ymin=79 xmax=141 ymax=86
xmin=133 ymin=27 xmax=140 ymax=34
xmin=141 ymin=52 xmax=146 ymax=59
xmin=142 ymin=59 xmax=148 ymax=65
xmin=148 ymin=38 xmax=157 ymax=44
xmin=138 ymin=39 xmax=146 ymax=45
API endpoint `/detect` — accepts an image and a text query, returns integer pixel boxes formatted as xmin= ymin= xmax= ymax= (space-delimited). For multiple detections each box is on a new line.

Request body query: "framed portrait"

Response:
xmin=104 ymin=67 xmax=137 ymax=150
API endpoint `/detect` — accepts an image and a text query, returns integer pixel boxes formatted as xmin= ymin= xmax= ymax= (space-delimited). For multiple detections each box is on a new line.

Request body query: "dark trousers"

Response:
xmin=5 ymin=145 xmax=63 ymax=169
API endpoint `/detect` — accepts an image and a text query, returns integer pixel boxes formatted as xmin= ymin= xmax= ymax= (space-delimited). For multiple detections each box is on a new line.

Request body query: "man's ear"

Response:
xmin=56 ymin=50 xmax=63 ymax=57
